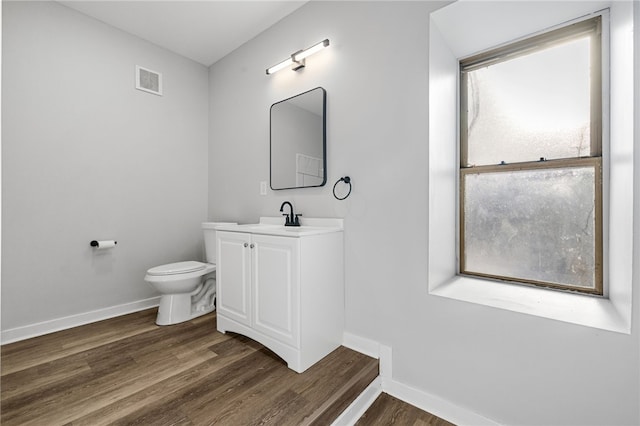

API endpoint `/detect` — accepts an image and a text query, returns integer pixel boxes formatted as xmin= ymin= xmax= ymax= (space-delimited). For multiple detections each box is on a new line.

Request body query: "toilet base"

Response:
xmin=155 ymin=294 xmax=216 ymax=325
xmin=154 ymin=278 xmax=216 ymax=326
xmin=150 ymin=275 xmax=217 ymax=326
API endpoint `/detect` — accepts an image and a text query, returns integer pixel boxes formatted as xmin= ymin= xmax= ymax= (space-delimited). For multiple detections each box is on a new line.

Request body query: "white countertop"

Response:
xmin=214 ymin=217 xmax=343 ymax=237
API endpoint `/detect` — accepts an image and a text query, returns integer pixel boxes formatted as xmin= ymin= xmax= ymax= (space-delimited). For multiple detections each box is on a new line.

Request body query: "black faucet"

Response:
xmin=279 ymin=201 xmax=301 ymax=227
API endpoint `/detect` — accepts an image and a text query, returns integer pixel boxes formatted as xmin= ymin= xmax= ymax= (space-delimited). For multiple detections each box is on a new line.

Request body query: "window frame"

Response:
xmin=458 ymin=15 xmax=604 ymax=295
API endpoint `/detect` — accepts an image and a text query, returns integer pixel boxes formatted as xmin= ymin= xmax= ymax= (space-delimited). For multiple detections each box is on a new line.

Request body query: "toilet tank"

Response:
xmin=202 ymin=222 xmax=236 ymax=264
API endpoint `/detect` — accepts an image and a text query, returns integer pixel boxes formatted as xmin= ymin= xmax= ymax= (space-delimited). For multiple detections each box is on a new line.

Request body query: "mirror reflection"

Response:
xmin=270 ymin=87 xmax=326 ymax=190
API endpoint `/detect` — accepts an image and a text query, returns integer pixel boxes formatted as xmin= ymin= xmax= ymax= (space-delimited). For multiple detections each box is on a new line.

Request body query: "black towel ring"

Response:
xmin=333 ymin=176 xmax=352 ymax=200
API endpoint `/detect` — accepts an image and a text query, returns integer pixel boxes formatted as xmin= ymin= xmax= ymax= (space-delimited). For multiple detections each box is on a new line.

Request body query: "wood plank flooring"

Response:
xmin=1 ymin=308 xmax=453 ymax=425
xmin=1 ymin=309 xmax=377 ymax=425
xmin=356 ymin=394 xmax=454 ymax=426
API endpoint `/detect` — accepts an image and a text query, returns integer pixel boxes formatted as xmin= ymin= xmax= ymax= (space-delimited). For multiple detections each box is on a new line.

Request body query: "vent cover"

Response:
xmin=135 ymin=65 xmax=162 ymax=96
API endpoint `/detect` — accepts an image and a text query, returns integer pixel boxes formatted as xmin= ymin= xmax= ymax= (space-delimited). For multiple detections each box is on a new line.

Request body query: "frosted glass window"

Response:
xmin=462 ymin=167 xmax=596 ymax=289
xmin=459 ymin=16 xmax=603 ymax=294
xmin=465 ymin=37 xmax=591 ymax=166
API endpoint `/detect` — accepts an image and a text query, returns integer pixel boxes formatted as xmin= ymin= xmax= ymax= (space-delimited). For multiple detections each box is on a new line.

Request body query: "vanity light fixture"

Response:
xmin=266 ymin=39 xmax=330 ymax=75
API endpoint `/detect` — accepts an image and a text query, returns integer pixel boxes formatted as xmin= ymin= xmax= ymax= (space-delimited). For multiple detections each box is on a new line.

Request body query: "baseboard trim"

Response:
xmin=1 ymin=297 xmax=160 ymax=345
xmin=342 ymin=331 xmax=380 ymax=359
xmin=344 ymin=335 xmax=499 ymax=426
xmin=384 ymin=378 xmax=499 ymax=426
xmin=331 ymin=376 xmax=382 ymax=426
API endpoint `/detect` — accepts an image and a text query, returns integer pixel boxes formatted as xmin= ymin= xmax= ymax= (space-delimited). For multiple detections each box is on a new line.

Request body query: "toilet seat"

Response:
xmin=147 ymin=261 xmax=206 ymax=276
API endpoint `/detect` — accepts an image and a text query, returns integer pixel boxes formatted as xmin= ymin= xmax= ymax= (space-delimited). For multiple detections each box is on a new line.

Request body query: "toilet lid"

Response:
xmin=147 ymin=261 xmax=206 ymax=276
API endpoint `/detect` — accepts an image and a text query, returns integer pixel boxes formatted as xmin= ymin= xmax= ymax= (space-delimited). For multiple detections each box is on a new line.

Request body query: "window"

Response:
xmin=459 ymin=16 xmax=603 ymax=295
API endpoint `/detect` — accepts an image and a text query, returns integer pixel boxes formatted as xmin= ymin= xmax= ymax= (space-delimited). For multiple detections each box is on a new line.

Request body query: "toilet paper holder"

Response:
xmin=90 ymin=240 xmax=117 ymax=248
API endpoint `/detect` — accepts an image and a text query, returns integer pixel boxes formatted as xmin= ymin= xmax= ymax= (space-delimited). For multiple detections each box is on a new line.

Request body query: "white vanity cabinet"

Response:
xmin=215 ymin=231 xmax=253 ymax=327
xmin=215 ymin=218 xmax=344 ymax=373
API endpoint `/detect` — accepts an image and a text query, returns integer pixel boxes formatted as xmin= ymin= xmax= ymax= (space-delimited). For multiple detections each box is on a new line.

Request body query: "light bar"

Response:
xmin=266 ymin=57 xmax=294 ymax=75
xmin=292 ymin=39 xmax=330 ymax=62
xmin=266 ymin=38 xmax=330 ymax=75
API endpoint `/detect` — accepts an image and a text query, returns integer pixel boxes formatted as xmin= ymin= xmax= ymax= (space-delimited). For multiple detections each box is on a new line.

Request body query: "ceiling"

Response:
xmin=59 ymin=1 xmax=308 ymax=67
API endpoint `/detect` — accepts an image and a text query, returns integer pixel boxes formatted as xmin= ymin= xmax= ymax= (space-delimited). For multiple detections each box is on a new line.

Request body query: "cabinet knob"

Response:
xmin=243 ymin=243 xmax=248 ymax=248
xmin=250 ymin=244 xmax=255 ymax=249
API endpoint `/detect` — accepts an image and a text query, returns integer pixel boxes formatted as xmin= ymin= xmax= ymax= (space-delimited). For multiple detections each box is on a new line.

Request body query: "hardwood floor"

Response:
xmin=1 ymin=309 xmax=378 ymax=425
xmin=356 ymin=394 xmax=454 ymax=426
xmin=1 ymin=308 xmax=453 ymax=426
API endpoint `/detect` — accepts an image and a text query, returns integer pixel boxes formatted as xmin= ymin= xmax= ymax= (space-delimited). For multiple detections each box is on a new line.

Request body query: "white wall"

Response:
xmin=1 ymin=1 xmax=209 ymax=332
xmin=208 ymin=1 xmax=640 ymax=425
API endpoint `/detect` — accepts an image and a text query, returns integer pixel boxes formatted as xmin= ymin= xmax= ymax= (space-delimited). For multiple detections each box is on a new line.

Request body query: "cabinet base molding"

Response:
xmin=217 ymin=315 xmax=300 ymax=371
xmin=218 ymin=314 xmax=340 ymax=373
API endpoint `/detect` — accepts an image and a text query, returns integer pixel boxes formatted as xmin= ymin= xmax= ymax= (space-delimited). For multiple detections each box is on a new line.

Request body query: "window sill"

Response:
xmin=430 ymin=275 xmax=630 ymax=334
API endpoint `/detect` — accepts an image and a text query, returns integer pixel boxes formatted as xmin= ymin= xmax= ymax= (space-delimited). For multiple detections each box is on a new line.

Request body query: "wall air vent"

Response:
xmin=135 ymin=65 xmax=163 ymax=96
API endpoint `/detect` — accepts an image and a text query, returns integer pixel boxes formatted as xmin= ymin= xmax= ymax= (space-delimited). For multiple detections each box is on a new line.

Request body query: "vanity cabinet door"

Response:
xmin=252 ymin=235 xmax=300 ymax=348
xmin=216 ymin=231 xmax=252 ymax=327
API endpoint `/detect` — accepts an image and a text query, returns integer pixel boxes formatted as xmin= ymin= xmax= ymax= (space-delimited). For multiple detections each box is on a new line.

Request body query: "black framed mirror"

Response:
xmin=270 ymin=87 xmax=326 ymax=190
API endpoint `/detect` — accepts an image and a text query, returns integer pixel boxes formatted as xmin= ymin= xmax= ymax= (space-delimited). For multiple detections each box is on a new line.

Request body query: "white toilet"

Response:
xmin=144 ymin=222 xmax=234 ymax=326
